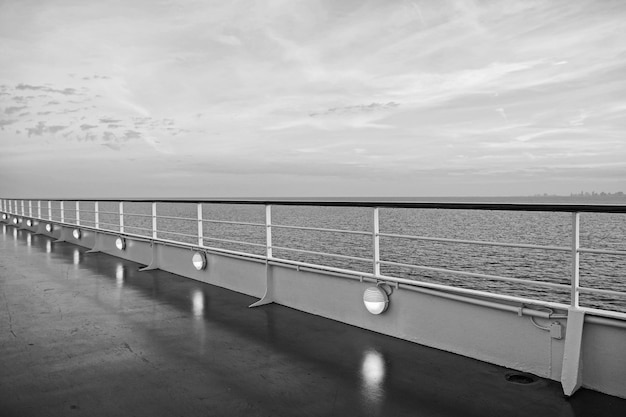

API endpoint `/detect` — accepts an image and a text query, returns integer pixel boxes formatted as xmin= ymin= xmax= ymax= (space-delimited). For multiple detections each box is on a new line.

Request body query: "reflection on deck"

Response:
xmin=1 ymin=225 xmax=626 ymax=417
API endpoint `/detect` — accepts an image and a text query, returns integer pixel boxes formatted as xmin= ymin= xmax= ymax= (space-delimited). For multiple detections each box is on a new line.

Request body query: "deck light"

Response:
xmin=115 ymin=237 xmax=126 ymax=251
xmin=13 ymin=217 xmax=19 ymax=225
xmin=1 ymin=213 xmax=6 ymax=220
xmin=363 ymin=286 xmax=389 ymax=315
xmin=73 ymin=229 xmax=81 ymax=239
xmin=26 ymin=219 xmax=33 ymax=227
xmin=46 ymin=224 xmax=53 ymax=232
xmin=192 ymin=251 xmax=207 ymax=271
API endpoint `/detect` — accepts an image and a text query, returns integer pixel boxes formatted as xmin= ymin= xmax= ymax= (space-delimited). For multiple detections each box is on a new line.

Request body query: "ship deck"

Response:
xmin=2 ymin=225 xmax=626 ymax=417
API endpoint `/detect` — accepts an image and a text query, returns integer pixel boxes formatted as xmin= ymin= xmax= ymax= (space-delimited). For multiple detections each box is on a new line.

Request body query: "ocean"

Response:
xmin=46 ymin=197 xmax=626 ymax=313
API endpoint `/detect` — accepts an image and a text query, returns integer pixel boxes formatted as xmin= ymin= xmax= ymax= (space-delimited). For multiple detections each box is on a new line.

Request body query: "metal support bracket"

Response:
xmin=53 ymin=227 xmax=69 ymax=243
xmin=32 ymin=222 xmax=47 ymax=236
xmin=561 ymin=308 xmax=586 ymax=396
xmin=249 ymin=263 xmax=275 ymax=308
xmin=139 ymin=241 xmax=160 ymax=271
xmin=86 ymin=232 xmax=104 ymax=254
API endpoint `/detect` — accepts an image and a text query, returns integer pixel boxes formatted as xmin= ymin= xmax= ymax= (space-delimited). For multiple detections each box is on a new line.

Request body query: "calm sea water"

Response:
xmin=48 ymin=198 xmax=626 ymax=312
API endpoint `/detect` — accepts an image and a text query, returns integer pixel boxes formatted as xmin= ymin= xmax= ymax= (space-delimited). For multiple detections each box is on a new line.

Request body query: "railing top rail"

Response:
xmin=3 ymin=198 xmax=626 ymax=213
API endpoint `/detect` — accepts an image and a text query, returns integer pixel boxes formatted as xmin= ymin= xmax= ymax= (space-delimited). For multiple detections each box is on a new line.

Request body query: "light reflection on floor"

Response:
xmin=192 ymin=289 xmax=205 ymax=318
xmin=116 ymin=264 xmax=125 ymax=288
xmin=360 ymin=348 xmax=386 ymax=410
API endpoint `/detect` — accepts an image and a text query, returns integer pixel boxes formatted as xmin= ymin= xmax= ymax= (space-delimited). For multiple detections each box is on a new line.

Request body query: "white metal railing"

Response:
xmin=2 ymin=198 xmax=626 ymax=317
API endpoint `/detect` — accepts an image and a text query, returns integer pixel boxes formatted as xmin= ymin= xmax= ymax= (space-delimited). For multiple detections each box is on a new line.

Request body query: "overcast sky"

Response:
xmin=1 ymin=0 xmax=625 ymax=198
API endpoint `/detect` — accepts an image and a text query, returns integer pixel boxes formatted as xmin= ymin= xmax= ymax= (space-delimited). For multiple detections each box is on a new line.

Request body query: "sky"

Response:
xmin=1 ymin=0 xmax=625 ymax=198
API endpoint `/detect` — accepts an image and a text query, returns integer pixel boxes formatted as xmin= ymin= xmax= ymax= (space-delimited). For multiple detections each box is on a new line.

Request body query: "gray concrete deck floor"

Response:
xmin=1 ymin=224 xmax=626 ymax=417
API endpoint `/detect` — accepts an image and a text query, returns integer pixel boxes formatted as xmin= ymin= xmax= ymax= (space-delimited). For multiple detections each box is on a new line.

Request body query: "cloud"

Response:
xmin=15 ymin=83 xmax=79 ymax=95
xmin=123 ymin=130 xmax=142 ymax=141
xmin=102 ymin=143 xmax=121 ymax=151
xmin=309 ymin=102 xmax=400 ymax=117
xmin=80 ymin=124 xmax=98 ymax=130
xmin=4 ymin=106 xmax=27 ymax=114
xmin=25 ymin=121 xmax=68 ymax=137
xmin=0 ymin=119 xmax=17 ymax=129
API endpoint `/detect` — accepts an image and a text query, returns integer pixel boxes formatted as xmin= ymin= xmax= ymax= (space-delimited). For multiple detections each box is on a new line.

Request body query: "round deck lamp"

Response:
xmin=2 ymin=213 xmax=7 ymax=220
xmin=192 ymin=251 xmax=207 ymax=271
xmin=115 ymin=237 xmax=126 ymax=251
xmin=26 ymin=219 xmax=33 ymax=227
xmin=363 ymin=286 xmax=389 ymax=315
xmin=13 ymin=217 xmax=19 ymax=225
xmin=45 ymin=224 xmax=53 ymax=232
xmin=73 ymin=229 xmax=81 ymax=239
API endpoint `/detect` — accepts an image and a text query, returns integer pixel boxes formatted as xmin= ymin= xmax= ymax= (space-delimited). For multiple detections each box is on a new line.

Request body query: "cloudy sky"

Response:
xmin=1 ymin=0 xmax=625 ymax=198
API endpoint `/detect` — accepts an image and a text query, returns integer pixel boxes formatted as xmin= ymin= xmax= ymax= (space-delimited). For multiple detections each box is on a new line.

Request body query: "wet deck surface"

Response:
xmin=1 ymin=224 xmax=626 ymax=417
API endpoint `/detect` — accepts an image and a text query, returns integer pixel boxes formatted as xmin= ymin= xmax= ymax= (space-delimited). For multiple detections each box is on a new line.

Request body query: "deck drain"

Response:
xmin=505 ymin=373 xmax=537 ymax=385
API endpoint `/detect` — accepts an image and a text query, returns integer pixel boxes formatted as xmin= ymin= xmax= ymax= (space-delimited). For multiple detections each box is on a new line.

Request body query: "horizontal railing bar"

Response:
xmin=5 ymin=198 xmax=626 ymax=213
xmin=121 ymin=225 xmax=154 ymax=233
xmin=94 ymin=210 xmax=119 ymax=215
xmin=156 ymin=236 xmax=267 ymax=260
xmin=578 ymin=287 xmax=626 ymax=297
xmin=379 ymin=259 xmax=571 ymax=290
xmin=201 ymin=236 xmax=266 ymax=248
xmin=201 ymin=219 xmax=265 ymax=227
xmin=155 ymin=214 xmax=196 ymax=222
xmin=95 ymin=221 xmax=121 ymax=228
xmin=271 ymin=245 xmax=372 ymax=263
xmin=271 ymin=223 xmax=371 ymax=236
xmin=155 ymin=230 xmax=197 ymax=239
xmin=267 ymin=257 xmax=573 ymax=310
xmin=379 ymin=232 xmax=571 ymax=252
xmin=585 ymin=315 xmax=626 ymax=328
xmin=579 ymin=306 xmax=626 ymax=321
xmin=120 ymin=212 xmax=153 ymax=219
xmin=578 ymin=248 xmax=626 ymax=256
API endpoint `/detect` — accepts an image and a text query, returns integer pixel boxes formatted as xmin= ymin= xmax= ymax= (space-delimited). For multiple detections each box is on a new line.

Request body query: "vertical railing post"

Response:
xmin=76 ymin=201 xmax=80 ymax=226
xmin=94 ymin=201 xmax=100 ymax=229
xmin=373 ymin=207 xmax=381 ymax=276
xmin=21 ymin=200 xmax=25 ymax=216
xmin=197 ymin=202 xmax=203 ymax=246
xmin=48 ymin=201 xmax=52 ymax=220
xmin=151 ymin=202 xmax=157 ymax=239
xmin=571 ymin=212 xmax=580 ymax=309
xmin=266 ymin=205 xmax=272 ymax=260
xmin=28 ymin=200 xmax=32 ymax=218
xmin=37 ymin=201 xmax=41 ymax=219
xmin=60 ymin=201 xmax=64 ymax=223
xmin=119 ymin=202 xmax=124 ymax=234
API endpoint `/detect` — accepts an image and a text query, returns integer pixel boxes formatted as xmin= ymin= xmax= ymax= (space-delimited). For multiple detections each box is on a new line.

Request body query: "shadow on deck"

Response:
xmin=1 ymin=225 xmax=625 ymax=417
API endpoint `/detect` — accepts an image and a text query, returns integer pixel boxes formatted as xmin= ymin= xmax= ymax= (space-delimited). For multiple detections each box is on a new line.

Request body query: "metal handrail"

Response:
xmin=270 ymin=245 xmax=372 ymax=263
xmin=2 ymin=198 xmax=625 ymax=318
xmin=379 ymin=232 xmax=572 ymax=252
xmin=272 ymin=223 xmax=371 ymax=236
xmin=5 ymin=198 xmax=626 ymax=212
